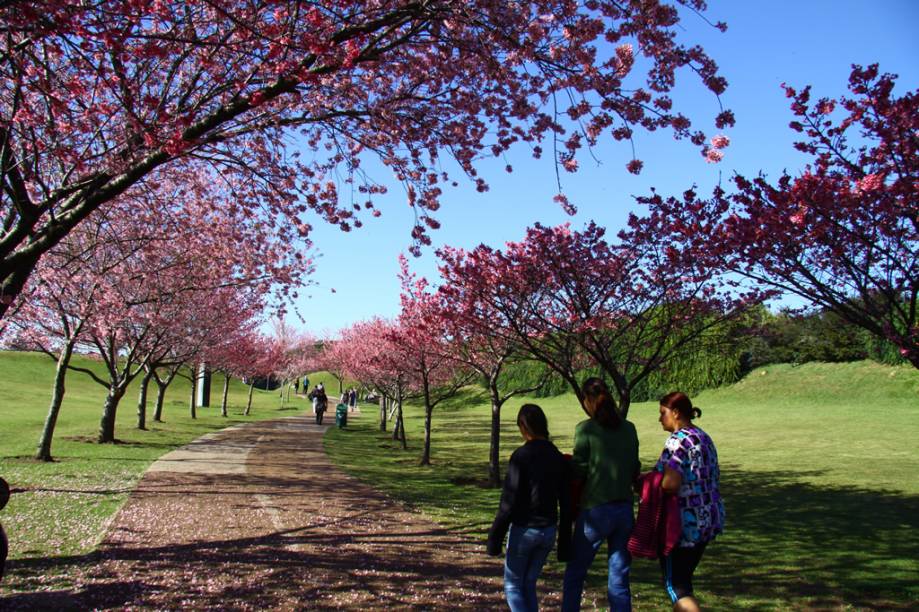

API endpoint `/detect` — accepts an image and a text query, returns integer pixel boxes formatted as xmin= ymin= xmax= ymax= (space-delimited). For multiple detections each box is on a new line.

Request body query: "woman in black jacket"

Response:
xmin=487 ymin=404 xmax=571 ymax=612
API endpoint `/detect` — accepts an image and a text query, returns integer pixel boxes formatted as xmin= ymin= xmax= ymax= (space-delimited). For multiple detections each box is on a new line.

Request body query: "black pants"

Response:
xmin=660 ymin=542 xmax=708 ymax=602
xmin=315 ymin=410 xmax=325 ymax=425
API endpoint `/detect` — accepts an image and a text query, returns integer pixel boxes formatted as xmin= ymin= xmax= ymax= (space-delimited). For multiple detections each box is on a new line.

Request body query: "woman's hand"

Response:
xmin=661 ymin=466 xmax=682 ymax=495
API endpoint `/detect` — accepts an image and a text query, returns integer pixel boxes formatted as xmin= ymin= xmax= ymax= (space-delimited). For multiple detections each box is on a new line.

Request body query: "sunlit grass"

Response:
xmin=325 ymin=361 xmax=919 ymax=610
xmin=0 ymin=350 xmax=309 ymax=576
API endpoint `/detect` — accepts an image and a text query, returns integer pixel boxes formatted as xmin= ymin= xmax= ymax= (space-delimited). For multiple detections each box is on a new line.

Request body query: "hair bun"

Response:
xmin=692 ymin=407 xmax=702 ymax=419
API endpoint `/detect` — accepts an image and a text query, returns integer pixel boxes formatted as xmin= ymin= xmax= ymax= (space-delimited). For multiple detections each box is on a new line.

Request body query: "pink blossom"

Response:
xmin=553 ymin=194 xmax=577 ymax=216
xmin=704 ymin=148 xmax=724 ymax=163
xmin=615 ymin=44 xmax=634 ymax=76
xmin=855 ymin=173 xmax=884 ymax=192
xmin=710 ymin=134 xmax=730 ymax=149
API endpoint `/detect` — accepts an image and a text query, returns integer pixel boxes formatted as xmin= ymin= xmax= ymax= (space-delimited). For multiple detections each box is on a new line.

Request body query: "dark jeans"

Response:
xmin=562 ymin=501 xmax=634 ymax=611
xmin=504 ymin=524 xmax=557 ymax=612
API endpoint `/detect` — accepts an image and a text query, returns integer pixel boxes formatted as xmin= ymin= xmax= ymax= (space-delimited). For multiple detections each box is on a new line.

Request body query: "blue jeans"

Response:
xmin=561 ymin=501 xmax=634 ymax=611
xmin=504 ymin=524 xmax=557 ymax=612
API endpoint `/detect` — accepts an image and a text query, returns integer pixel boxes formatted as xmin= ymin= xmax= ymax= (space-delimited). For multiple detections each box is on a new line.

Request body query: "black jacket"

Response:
xmin=487 ymin=439 xmax=572 ymax=559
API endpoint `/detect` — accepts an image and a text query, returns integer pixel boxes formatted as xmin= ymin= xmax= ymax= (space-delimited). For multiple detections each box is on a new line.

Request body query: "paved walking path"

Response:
xmin=3 ymin=412 xmax=569 ymax=610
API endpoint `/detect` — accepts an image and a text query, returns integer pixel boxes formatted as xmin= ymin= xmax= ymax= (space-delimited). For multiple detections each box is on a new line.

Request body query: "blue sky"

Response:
xmin=287 ymin=0 xmax=919 ymax=338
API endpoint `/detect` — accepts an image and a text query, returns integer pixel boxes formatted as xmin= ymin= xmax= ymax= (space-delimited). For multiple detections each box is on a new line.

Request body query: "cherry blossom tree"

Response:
xmin=6 ymin=174 xmax=290 ymax=444
xmin=4 ymin=198 xmax=185 ymax=455
xmin=156 ymin=286 xmax=264 ymax=422
xmin=266 ymin=317 xmax=298 ymax=404
xmin=0 ymin=0 xmax=734 ymax=318
xmin=286 ymin=334 xmax=321 ymax=394
xmin=4 ymin=237 xmax=102 ymax=460
xmin=397 ymin=257 xmax=473 ymax=465
xmin=339 ymin=317 xmax=409 ymax=441
xmin=313 ymin=338 xmax=352 ymax=398
xmin=221 ymin=333 xmax=286 ymax=416
xmin=437 ymin=219 xmax=758 ymax=417
xmin=647 ymin=65 xmax=917 ymax=367
xmin=149 ymin=360 xmax=182 ymax=423
xmin=433 ymin=289 xmax=548 ymax=486
xmin=205 ymin=321 xmax=262 ymax=418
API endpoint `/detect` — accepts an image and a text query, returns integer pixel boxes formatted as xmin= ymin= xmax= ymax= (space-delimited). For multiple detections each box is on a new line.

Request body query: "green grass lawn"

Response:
xmin=325 ymin=361 xmax=919 ymax=610
xmin=0 ymin=350 xmax=318 ymax=590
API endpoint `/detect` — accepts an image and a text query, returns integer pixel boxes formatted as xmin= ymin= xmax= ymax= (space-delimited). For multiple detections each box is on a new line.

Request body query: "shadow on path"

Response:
xmin=1 ymin=415 xmax=511 ymax=611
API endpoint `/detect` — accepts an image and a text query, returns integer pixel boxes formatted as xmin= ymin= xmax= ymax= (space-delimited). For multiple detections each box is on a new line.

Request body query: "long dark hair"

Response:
xmin=581 ymin=377 xmax=622 ymax=430
xmin=659 ymin=391 xmax=702 ymax=420
xmin=517 ymin=403 xmax=550 ymax=439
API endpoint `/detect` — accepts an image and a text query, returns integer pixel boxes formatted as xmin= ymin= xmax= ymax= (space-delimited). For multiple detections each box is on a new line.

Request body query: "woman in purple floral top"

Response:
xmin=655 ymin=392 xmax=724 ymax=612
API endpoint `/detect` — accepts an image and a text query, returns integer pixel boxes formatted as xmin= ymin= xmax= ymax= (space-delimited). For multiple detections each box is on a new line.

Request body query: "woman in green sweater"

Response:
xmin=562 ymin=378 xmax=640 ymax=611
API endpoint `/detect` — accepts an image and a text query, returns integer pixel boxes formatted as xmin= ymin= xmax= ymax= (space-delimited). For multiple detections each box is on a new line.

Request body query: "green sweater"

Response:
xmin=571 ymin=418 xmax=640 ymax=509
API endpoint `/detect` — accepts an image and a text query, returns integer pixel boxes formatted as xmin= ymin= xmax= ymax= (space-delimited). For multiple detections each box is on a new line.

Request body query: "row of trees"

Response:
xmin=333 ymin=211 xmax=755 ymax=484
xmin=0 ymin=1 xmax=747 ymax=469
xmin=323 ymin=66 xmax=916 ymax=486
xmin=0 ymin=170 xmax=321 ymax=460
xmin=0 ymin=1 xmax=912 ymax=477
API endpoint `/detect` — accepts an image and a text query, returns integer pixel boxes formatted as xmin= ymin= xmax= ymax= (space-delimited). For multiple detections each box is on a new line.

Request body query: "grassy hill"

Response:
xmin=325 ymin=360 xmax=919 ymax=610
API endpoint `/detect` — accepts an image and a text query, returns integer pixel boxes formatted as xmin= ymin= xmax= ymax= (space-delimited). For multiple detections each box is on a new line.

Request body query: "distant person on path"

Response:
xmin=488 ymin=404 xmax=571 ymax=612
xmin=562 ymin=377 xmax=640 ymax=612
xmin=348 ymin=388 xmax=357 ymax=412
xmin=308 ymin=383 xmax=324 ymax=415
xmin=313 ymin=386 xmax=328 ymax=425
xmin=293 ymin=378 xmax=300 ymax=394
xmin=655 ymin=392 xmax=724 ymax=612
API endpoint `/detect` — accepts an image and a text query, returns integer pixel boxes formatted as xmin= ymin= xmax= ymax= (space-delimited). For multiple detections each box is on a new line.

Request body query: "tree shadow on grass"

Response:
xmin=565 ymin=468 xmax=919 ymax=610
xmin=645 ymin=467 xmax=919 ymax=609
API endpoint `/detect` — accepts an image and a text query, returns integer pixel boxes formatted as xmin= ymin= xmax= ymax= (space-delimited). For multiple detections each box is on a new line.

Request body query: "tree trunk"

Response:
xmin=391 ymin=398 xmax=399 ymax=441
xmin=245 ymin=381 xmax=254 ymax=415
xmin=35 ymin=341 xmax=76 ymax=461
xmin=399 ymin=416 xmax=407 ymax=449
xmin=98 ymin=385 xmax=126 ymax=443
xmin=153 ymin=379 xmax=168 ymax=422
xmin=136 ymin=368 xmax=154 ymax=430
xmin=488 ymin=381 xmax=504 ymax=487
xmin=189 ymin=371 xmax=197 ymax=419
xmin=392 ymin=408 xmax=402 ymax=440
xmin=221 ymin=373 xmax=230 ymax=417
xmin=607 ymin=371 xmax=631 ymax=419
xmin=0 ymin=252 xmax=40 ymax=323
xmin=420 ymin=379 xmax=433 ymax=466
xmin=397 ymin=394 xmax=407 ymax=450
xmin=379 ymin=395 xmax=387 ymax=431
xmin=619 ymin=388 xmax=631 ymax=419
